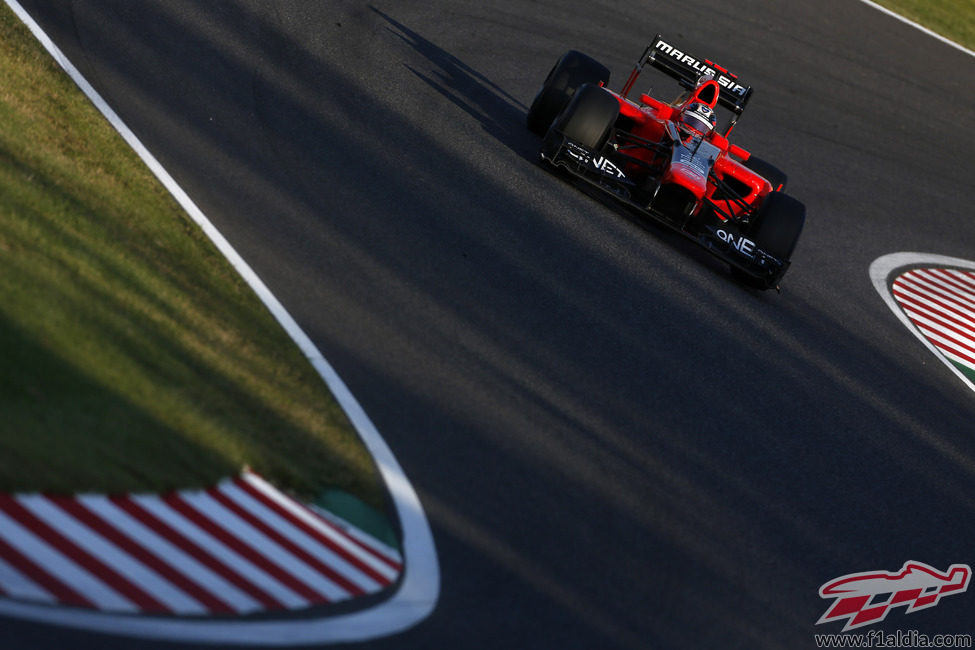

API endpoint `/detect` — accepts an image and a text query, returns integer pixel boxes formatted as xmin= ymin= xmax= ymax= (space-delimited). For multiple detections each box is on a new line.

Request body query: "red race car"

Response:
xmin=527 ymin=35 xmax=804 ymax=290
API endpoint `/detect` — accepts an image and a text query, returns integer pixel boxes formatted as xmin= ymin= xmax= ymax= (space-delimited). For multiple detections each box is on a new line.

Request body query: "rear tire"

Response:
xmin=551 ymin=83 xmax=619 ymax=151
xmin=527 ymin=51 xmax=610 ymax=135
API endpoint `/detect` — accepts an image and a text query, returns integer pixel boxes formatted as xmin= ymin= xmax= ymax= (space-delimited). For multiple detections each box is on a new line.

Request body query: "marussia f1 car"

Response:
xmin=527 ymin=35 xmax=805 ymax=290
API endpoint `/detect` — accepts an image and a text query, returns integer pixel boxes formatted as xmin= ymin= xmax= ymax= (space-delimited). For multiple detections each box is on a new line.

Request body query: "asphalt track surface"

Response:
xmin=6 ymin=1 xmax=975 ymax=648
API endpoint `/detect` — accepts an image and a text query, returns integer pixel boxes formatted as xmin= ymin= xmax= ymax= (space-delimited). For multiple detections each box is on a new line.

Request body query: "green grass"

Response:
xmin=0 ymin=5 xmax=384 ymax=510
xmin=872 ymin=0 xmax=975 ymax=50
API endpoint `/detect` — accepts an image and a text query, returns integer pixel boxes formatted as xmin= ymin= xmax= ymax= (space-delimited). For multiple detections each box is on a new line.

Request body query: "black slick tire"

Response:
xmin=527 ymin=51 xmax=610 ymax=135
xmin=753 ymin=192 xmax=805 ymax=262
xmin=744 ymin=156 xmax=788 ymax=192
xmin=734 ymin=192 xmax=805 ymax=289
xmin=551 ymin=83 xmax=619 ymax=151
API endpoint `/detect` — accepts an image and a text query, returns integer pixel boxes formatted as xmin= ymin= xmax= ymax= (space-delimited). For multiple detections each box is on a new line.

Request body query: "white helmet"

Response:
xmin=681 ymin=102 xmax=716 ymax=135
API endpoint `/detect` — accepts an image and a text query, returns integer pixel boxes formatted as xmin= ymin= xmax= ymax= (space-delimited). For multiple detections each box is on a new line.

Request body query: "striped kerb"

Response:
xmin=891 ymin=268 xmax=975 ymax=384
xmin=0 ymin=471 xmax=402 ymax=616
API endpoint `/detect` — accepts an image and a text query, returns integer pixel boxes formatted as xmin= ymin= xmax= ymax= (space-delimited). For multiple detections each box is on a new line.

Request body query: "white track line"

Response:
xmin=857 ymin=0 xmax=975 ymax=59
xmin=0 ymin=0 xmax=438 ymax=644
xmin=870 ymin=253 xmax=975 ymax=396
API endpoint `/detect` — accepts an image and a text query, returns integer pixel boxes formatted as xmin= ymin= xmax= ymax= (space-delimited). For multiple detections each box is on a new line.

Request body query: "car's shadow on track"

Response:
xmin=371 ymin=7 xmax=541 ymax=165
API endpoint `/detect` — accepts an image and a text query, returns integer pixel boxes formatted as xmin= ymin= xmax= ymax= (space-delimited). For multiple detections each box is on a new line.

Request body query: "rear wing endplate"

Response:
xmin=622 ymin=35 xmax=753 ymax=116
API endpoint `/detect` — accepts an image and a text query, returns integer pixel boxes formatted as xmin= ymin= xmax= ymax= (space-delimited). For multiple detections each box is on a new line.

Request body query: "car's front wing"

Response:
xmin=539 ymin=130 xmax=788 ymax=287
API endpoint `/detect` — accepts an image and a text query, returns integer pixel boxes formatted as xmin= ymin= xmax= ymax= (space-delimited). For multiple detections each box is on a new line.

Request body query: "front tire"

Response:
xmin=527 ymin=51 xmax=610 ymax=135
xmin=753 ymin=192 xmax=804 ymax=262
xmin=550 ymin=83 xmax=619 ymax=151
xmin=734 ymin=192 xmax=805 ymax=289
xmin=744 ymin=156 xmax=788 ymax=192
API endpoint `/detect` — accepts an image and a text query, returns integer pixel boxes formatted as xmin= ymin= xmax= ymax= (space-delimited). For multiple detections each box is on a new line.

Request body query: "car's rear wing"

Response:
xmin=621 ymin=35 xmax=753 ymax=117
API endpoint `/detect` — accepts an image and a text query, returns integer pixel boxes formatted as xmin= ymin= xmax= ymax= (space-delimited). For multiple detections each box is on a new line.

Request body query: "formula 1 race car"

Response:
xmin=527 ymin=35 xmax=805 ymax=290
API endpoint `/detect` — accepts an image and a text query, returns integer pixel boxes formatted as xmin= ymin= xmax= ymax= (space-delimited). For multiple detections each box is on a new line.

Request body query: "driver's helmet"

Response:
xmin=680 ymin=102 xmax=716 ymax=135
